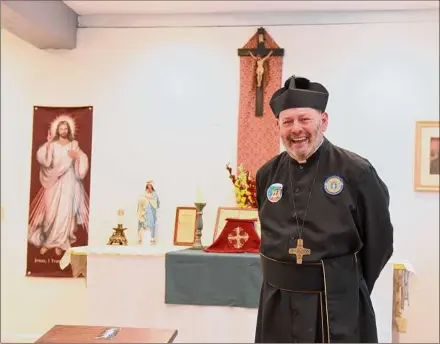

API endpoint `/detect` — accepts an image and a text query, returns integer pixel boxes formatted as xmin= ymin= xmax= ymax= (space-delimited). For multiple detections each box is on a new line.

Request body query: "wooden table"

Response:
xmin=34 ymin=325 xmax=178 ymax=343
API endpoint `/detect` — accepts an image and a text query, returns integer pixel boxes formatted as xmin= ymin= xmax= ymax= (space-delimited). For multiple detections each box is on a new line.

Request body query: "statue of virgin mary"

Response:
xmin=137 ymin=180 xmax=160 ymax=245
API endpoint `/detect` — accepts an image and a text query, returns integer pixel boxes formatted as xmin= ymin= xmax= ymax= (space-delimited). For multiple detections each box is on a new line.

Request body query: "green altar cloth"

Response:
xmin=165 ymin=249 xmax=262 ymax=308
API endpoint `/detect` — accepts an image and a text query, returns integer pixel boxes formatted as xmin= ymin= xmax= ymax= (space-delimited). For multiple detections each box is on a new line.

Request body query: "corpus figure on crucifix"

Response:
xmin=249 ymin=50 xmax=273 ymax=88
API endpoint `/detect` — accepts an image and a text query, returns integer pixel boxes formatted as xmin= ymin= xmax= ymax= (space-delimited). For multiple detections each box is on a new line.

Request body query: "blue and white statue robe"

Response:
xmin=137 ymin=191 xmax=160 ymax=240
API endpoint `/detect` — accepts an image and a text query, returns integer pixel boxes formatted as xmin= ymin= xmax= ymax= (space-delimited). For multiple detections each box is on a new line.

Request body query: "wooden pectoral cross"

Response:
xmin=237 ymin=27 xmax=284 ymax=117
xmin=288 ymin=238 xmax=311 ymax=264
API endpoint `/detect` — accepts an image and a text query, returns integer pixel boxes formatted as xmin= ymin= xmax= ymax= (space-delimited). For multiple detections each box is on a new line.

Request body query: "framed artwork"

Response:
xmin=213 ymin=206 xmax=261 ymax=240
xmin=414 ymin=121 xmax=439 ymax=192
xmin=173 ymin=207 xmax=197 ymax=246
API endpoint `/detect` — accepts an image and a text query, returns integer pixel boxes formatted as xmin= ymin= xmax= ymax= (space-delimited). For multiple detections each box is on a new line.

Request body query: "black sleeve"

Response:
xmin=255 ymin=169 xmax=263 ymax=211
xmin=357 ymin=165 xmax=394 ymax=294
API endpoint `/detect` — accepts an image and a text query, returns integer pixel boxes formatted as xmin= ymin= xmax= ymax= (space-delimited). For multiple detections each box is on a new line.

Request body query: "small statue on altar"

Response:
xmin=137 ymin=180 xmax=160 ymax=245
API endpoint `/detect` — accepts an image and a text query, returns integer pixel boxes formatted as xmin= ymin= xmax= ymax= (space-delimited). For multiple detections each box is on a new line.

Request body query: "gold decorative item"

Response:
xmin=107 ymin=209 xmax=128 ymax=245
xmin=190 ymin=202 xmax=206 ymax=250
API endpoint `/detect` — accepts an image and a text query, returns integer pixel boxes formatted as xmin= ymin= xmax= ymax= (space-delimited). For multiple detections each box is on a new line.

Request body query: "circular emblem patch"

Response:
xmin=267 ymin=183 xmax=283 ymax=203
xmin=324 ymin=176 xmax=344 ymax=195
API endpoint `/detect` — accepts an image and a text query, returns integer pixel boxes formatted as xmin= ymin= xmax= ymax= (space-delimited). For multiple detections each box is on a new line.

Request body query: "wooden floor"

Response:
xmin=33 ymin=325 xmax=178 ymax=343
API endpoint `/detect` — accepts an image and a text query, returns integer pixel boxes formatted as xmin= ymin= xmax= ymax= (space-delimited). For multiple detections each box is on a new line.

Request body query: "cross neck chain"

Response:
xmin=287 ymin=144 xmax=325 ymax=241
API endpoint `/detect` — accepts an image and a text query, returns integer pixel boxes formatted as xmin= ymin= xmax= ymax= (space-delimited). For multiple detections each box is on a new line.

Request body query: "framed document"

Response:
xmin=173 ymin=207 xmax=197 ymax=246
xmin=213 ymin=206 xmax=261 ymax=240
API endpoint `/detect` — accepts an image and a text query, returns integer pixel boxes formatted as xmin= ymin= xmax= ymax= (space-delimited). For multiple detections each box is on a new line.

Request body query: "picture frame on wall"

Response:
xmin=173 ymin=207 xmax=197 ymax=246
xmin=414 ymin=121 xmax=439 ymax=192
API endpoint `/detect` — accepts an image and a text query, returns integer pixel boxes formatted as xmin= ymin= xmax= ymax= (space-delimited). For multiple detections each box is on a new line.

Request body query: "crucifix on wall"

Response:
xmin=238 ymin=27 xmax=284 ymax=117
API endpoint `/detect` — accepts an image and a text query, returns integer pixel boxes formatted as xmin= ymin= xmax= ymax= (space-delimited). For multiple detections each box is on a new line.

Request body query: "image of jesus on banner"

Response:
xmin=28 ymin=114 xmax=90 ymax=257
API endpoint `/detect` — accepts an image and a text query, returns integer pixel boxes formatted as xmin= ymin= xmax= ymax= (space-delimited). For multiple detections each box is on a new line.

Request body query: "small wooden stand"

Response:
xmin=108 ymin=224 xmax=128 ymax=246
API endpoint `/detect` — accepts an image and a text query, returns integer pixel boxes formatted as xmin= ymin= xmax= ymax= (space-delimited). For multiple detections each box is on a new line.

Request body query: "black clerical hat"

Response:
xmin=269 ymin=76 xmax=329 ymax=118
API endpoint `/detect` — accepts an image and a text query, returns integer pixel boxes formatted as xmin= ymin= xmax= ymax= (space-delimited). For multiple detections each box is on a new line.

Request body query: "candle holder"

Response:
xmin=108 ymin=223 xmax=128 ymax=246
xmin=191 ymin=202 xmax=206 ymax=250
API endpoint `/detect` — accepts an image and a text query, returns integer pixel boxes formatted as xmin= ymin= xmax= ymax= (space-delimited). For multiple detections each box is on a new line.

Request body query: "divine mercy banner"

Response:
xmin=26 ymin=106 xmax=94 ymax=277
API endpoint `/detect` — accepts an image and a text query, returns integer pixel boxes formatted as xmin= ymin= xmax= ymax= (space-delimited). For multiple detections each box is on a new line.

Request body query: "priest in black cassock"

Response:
xmin=254 ymin=75 xmax=394 ymax=343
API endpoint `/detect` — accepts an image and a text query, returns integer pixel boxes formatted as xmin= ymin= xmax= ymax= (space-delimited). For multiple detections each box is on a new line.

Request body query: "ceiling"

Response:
xmin=63 ymin=1 xmax=439 ymax=15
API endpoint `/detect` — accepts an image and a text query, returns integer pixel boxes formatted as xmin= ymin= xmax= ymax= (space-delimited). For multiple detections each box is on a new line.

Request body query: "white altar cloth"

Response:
xmin=66 ymin=245 xmax=397 ymax=343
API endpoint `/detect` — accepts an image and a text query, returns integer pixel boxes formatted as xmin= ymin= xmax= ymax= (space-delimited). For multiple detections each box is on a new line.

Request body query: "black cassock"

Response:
xmin=254 ymin=138 xmax=394 ymax=343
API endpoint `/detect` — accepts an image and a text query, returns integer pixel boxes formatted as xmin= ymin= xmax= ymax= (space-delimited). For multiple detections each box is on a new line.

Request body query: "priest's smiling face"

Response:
xmin=278 ymin=107 xmax=328 ymax=162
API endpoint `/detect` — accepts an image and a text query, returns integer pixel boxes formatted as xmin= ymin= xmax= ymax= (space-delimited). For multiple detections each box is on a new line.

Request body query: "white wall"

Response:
xmin=1 ymin=29 xmax=88 ymax=341
xmin=1 ymin=10 xmax=439 ymax=342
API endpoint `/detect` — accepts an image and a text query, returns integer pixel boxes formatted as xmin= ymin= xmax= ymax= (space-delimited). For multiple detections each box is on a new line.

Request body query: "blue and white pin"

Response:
xmin=324 ymin=176 xmax=344 ymax=195
xmin=267 ymin=183 xmax=283 ymax=203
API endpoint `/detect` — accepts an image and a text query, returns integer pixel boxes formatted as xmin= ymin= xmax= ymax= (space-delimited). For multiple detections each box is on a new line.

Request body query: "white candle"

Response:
xmin=117 ymin=209 xmax=124 ymax=225
xmin=196 ymin=187 xmax=205 ymax=203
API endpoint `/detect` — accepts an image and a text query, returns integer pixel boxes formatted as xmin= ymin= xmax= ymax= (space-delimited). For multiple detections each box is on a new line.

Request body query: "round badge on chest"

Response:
xmin=324 ymin=176 xmax=344 ymax=195
xmin=267 ymin=183 xmax=283 ymax=203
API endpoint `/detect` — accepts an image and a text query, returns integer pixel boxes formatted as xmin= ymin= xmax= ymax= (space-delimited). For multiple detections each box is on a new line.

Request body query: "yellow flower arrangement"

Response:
xmin=226 ymin=163 xmax=257 ymax=209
